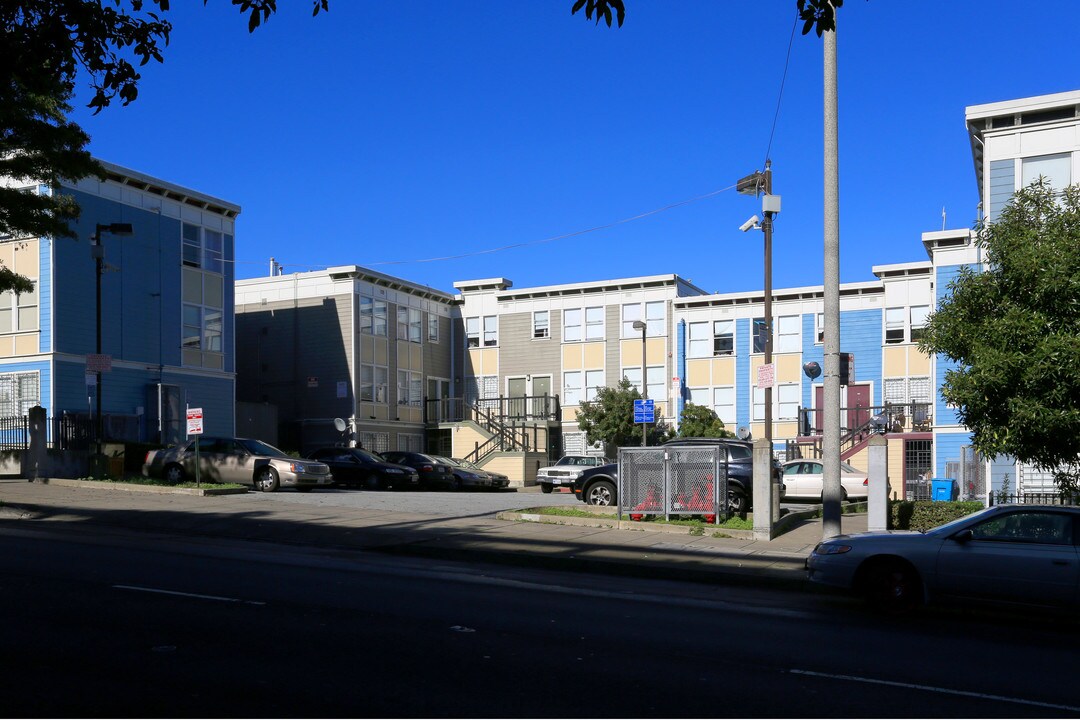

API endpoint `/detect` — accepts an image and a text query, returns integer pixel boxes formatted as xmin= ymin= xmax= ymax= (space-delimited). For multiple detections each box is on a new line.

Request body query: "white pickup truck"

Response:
xmin=536 ymin=455 xmax=612 ymax=494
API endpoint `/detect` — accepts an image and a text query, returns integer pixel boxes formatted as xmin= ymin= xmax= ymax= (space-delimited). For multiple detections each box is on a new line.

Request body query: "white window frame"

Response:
xmin=482 ymin=315 xmax=498 ymax=346
xmin=0 ymin=283 xmax=38 ymax=333
xmin=427 ymin=313 xmax=439 ymax=342
xmin=585 ymin=306 xmax=604 ymax=341
xmin=910 ymin=305 xmax=929 ymax=343
xmin=584 ymin=369 xmax=604 ymax=402
xmin=1021 ymin=153 xmax=1071 ymax=193
xmin=621 ymin=303 xmax=641 ymax=338
xmin=181 ymin=222 xmax=227 ymax=274
xmin=465 ymin=317 xmax=480 ymax=348
xmin=0 ymin=371 xmax=39 ymax=415
xmin=776 ymin=315 xmax=800 ymax=353
xmin=533 ymin=310 xmax=549 ymax=339
xmin=713 ymin=319 xmax=734 ymax=356
xmin=563 ymin=370 xmax=582 ymax=406
xmin=713 ymin=386 xmax=735 ymax=426
xmin=409 ymin=308 xmax=422 ymax=343
xmin=688 ymin=322 xmax=709 ymax=358
xmin=564 ymin=308 xmax=582 ymax=342
xmin=645 ymin=301 xmax=665 ymax=337
xmin=885 ymin=307 xmax=905 ymax=344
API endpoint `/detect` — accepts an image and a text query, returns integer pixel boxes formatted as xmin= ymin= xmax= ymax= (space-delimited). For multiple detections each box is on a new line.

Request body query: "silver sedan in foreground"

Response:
xmin=806 ymin=504 xmax=1080 ymax=612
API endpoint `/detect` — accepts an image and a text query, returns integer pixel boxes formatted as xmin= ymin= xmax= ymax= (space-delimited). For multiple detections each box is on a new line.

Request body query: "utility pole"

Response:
xmin=762 ymin=161 xmax=774 ymax=443
xmin=822 ymin=23 xmax=843 ymax=538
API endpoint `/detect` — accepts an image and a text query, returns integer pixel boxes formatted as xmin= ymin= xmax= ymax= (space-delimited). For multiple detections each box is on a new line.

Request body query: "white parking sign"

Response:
xmin=186 ymin=408 xmax=204 ymax=435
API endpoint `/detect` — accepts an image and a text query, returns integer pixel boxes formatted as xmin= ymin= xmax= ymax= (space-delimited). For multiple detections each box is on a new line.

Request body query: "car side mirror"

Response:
xmin=952 ymin=529 xmax=974 ymax=543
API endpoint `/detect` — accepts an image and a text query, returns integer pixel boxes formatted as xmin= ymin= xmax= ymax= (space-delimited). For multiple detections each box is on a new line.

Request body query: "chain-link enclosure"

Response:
xmin=618 ymin=446 xmax=728 ymax=522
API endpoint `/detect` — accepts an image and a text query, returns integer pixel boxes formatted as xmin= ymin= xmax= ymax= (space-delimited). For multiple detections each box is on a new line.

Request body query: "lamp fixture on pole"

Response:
xmin=91 ymin=222 xmax=133 ymax=469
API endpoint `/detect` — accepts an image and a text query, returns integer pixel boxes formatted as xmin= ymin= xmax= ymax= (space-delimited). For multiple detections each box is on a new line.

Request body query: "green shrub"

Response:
xmin=887 ymin=500 xmax=984 ymax=532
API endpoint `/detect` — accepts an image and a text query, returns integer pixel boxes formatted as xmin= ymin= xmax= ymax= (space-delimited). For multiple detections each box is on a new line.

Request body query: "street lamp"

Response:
xmin=91 ymin=222 xmax=133 ymax=470
xmin=632 ymin=319 xmax=647 ymax=446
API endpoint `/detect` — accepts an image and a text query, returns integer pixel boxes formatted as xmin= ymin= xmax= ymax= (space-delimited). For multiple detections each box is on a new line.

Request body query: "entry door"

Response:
xmin=847 ymin=383 xmax=872 ymax=432
xmin=427 ymin=377 xmax=450 ymax=421
xmin=507 ymin=377 xmax=527 ymax=419
xmin=531 ymin=375 xmax=552 ymax=417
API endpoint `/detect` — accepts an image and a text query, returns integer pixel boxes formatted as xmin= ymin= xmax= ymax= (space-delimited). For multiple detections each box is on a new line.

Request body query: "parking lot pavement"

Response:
xmin=0 ymin=479 xmax=864 ymax=590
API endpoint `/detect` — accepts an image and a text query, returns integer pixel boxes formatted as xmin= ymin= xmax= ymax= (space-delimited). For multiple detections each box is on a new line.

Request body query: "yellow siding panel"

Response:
xmin=396 ymin=341 xmax=412 ymax=370
xmin=410 ymin=342 xmax=423 ymax=368
xmin=908 ymin=347 xmax=931 ymax=375
xmin=562 ymin=344 xmax=582 ymax=370
xmin=0 ymin=336 xmax=12 ymax=357
xmin=645 ymin=338 xmax=666 ymax=365
xmin=480 ymin=348 xmax=498 ymax=373
xmin=14 ymin=239 xmax=38 ymax=277
xmin=887 ymin=437 xmax=905 ymax=500
xmin=776 ymin=354 xmax=801 ymax=382
xmin=687 ymin=359 xmax=711 ymax=387
xmin=361 ymin=339 xmax=374 ymax=363
xmin=13 ymin=334 xmax=37 ymax=355
xmin=773 ymin=421 xmax=797 ymax=438
xmin=562 ymin=406 xmax=580 ymax=421
xmin=0 ymin=245 xmax=13 ymax=274
xmin=583 ymin=342 xmax=605 ymax=369
xmin=712 ymin=357 xmax=736 ymax=384
xmin=883 ymin=346 xmax=907 ymax=377
xmin=619 ymin=339 xmax=637 ymax=365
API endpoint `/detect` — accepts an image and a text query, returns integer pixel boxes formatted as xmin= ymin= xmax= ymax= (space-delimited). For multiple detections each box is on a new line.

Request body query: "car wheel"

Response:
xmin=364 ymin=473 xmax=381 ymax=491
xmin=585 ymin=480 xmax=616 ymax=506
xmin=862 ymin=559 xmax=922 ymax=614
xmin=727 ymin=486 xmax=748 ymax=515
xmin=163 ymin=463 xmax=185 ymax=484
xmin=254 ymin=466 xmax=280 ymax=492
xmin=454 ymin=475 xmax=464 ymax=491
xmin=540 ymin=483 xmax=553 ymax=494
xmin=819 ymin=487 xmax=850 ymax=503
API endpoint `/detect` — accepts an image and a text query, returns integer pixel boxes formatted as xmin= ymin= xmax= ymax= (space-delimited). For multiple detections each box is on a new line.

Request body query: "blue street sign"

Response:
xmin=633 ymin=398 xmax=655 ymax=423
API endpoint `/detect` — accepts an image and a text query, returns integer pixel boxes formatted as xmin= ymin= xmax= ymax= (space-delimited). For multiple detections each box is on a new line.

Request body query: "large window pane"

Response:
xmin=688 ymin=322 xmax=709 ymax=358
xmin=564 ymin=309 xmax=582 ymax=342
xmin=585 ymin=306 xmax=604 ymax=340
xmin=713 ymin=320 xmax=734 ymax=356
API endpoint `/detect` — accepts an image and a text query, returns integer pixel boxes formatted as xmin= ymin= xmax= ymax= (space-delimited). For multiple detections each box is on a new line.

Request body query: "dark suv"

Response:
xmin=572 ymin=437 xmax=784 ymax=514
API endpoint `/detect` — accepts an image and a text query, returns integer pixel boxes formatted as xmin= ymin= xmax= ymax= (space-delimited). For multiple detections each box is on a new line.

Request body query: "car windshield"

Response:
xmin=237 ymin=438 xmax=290 ymax=458
xmin=352 ymin=448 xmax=383 ymax=463
xmin=555 ymin=457 xmax=580 ymax=466
xmin=924 ymin=506 xmax=998 ymax=536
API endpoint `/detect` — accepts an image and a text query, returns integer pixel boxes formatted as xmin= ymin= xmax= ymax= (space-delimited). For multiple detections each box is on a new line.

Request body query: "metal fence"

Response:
xmin=0 ymin=414 xmax=95 ymax=451
xmin=618 ymin=446 xmax=728 ymax=523
xmin=989 ymin=493 xmax=1079 ymax=506
xmin=945 ymin=445 xmax=986 ymax=501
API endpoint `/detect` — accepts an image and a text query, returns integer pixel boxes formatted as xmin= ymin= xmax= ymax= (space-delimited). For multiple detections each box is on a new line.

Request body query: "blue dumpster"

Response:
xmin=931 ymin=478 xmax=958 ymax=502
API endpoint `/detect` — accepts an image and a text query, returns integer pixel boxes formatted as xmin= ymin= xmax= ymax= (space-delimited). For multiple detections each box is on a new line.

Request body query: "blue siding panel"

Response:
xmin=935 ymin=432 xmax=972 ymax=479
xmin=800 ymin=313 xmax=823 ymax=409
xmin=736 ymin=317 xmax=750 ymax=430
xmin=39 ymin=237 xmax=52 ymax=354
xmin=840 ymin=308 xmax=883 ymax=404
xmin=935 ymin=264 xmax=972 ymax=427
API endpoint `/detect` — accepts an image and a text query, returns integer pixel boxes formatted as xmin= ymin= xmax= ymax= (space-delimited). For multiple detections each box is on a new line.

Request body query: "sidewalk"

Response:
xmin=0 ymin=479 xmax=868 ymax=590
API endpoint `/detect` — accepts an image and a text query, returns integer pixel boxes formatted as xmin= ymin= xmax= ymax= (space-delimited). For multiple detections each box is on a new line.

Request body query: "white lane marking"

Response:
xmin=790 ymin=669 xmax=1080 ymax=713
xmin=114 ymin=584 xmax=266 ymax=606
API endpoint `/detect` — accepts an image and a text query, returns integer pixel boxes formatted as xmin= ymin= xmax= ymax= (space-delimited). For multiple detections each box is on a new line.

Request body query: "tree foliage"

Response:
xmin=919 ymin=180 xmax=1080 ymax=492
xmin=572 ymin=0 xmax=844 ymax=35
xmin=676 ymin=403 xmax=732 ymax=438
xmin=576 ymin=377 xmax=669 ymax=451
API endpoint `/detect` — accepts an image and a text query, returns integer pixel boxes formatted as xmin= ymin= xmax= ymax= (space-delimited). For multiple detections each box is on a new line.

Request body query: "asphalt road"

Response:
xmin=1 ymin=522 xmax=1077 ymax=717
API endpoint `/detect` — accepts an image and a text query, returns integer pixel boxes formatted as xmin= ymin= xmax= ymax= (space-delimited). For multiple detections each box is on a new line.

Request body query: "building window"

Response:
xmin=564 ymin=309 xmax=582 ymax=342
xmin=396 ymin=307 xmax=409 ymax=341
xmin=428 ymin=314 xmax=439 ymax=342
xmin=361 ymin=364 xmax=388 ymax=403
xmin=646 ymin=301 xmax=665 ymax=336
xmin=585 ymin=306 xmax=604 ymax=340
xmin=885 ymin=307 xmax=905 ymax=344
xmin=1022 ymin=153 xmax=1071 ymax=192
xmin=621 ymin=303 xmax=641 ymax=338
xmin=0 ymin=283 xmax=38 ymax=333
xmin=357 ymin=431 xmax=389 ymax=453
xmin=182 ymin=268 xmax=224 ymax=369
xmin=713 ymin=386 xmax=736 ymax=426
xmin=533 ymin=310 xmax=549 ymax=339
xmin=688 ymin=322 xmax=709 ymax=358
xmin=689 ymin=387 xmax=709 ymax=406
xmin=181 ymin=223 xmax=227 ymax=274
xmin=360 ymin=297 xmax=387 ymax=336
xmin=0 ymin=371 xmax=39 ymax=415
xmin=563 ymin=371 xmax=582 ymax=406
xmin=776 ymin=315 xmax=800 ymax=353
xmin=482 ymin=315 xmax=498 ymax=346
xmin=816 ymin=313 xmax=825 ymax=344
xmin=584 ymin=369 xmax=604 ymax=402
xmin=397 ymin=370 xmax=421 ymax=406
xmin=466 ymin=317 xmax=480 ymax=348
xmin=408 ymin=308 xmax=421 ymax=343
xmin=397 ymin=433 xmax=424 ymax=452
xmin=713 ymin=320 xmax=734 ymax=356
xmin=884 ymin=377 xmax=906 ymax=406
xmin=622 ymin=366 xmax=663 ymax=400
xmin=909 ymin=305 xmax=929 ymax=343
xmin=777 ymin=383 xmax=799 ymax=420
xmin=752 ymin=318 xmax=768 ymax=353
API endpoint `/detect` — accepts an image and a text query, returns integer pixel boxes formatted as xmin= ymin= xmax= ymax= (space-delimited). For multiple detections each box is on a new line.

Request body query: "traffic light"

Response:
xmin=839 ymin=353 xmax=853 ymax=386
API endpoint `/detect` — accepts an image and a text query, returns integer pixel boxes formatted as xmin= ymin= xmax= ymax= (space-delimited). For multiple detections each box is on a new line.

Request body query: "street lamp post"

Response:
xmin=633 ymin=319 xmax=647 ymax=446
xmin=91 ymin=222 xmax=133 ymax=471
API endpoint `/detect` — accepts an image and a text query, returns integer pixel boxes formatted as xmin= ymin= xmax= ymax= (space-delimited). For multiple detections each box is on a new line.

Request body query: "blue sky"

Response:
xmin=71 ymin=1 xmax=1080 ymax=295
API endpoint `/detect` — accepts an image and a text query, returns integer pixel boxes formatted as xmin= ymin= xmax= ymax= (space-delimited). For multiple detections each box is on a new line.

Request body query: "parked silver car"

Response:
xmin=807 ymin=504 xmax=1080 ymax=612
xmin=143 ymin=436 xmax=333 ymax=492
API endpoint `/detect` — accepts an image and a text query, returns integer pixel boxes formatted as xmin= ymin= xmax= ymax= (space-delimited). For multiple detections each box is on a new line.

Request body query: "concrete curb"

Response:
xmin=30 ymin=478 xmax=249 ymax=497
xmin=497 ymin=509 xmax=755 ymax=539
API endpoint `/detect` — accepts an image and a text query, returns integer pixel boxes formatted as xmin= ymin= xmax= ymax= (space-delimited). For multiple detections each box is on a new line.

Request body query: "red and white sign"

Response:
xmin=186 ymin=407 xmax=204 ymax=435
xmin=86 ymin=353 xmax=112 ymax=373
xmin=756 ymin=363 xmax=775 ymax=389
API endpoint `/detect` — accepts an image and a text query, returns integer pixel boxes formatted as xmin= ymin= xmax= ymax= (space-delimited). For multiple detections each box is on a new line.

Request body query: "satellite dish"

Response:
xmin=803 ymin=361 xmax=822 ymax=380
xmin=737 ymin=426 xmax=752 ymax=441
xmin=333 ymin=418 xmax=347 ymax=432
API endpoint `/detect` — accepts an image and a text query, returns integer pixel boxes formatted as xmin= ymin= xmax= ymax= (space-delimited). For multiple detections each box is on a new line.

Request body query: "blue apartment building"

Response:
xmin=2 ymin=160 xmax=239 ymax=445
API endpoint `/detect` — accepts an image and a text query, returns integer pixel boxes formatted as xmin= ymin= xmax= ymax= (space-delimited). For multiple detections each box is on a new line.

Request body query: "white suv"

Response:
xmin=536 ymin=455 xmax=612 ymax=494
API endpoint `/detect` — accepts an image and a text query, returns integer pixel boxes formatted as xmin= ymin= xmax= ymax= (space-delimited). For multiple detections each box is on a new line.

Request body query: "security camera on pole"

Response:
xmin=737 ymin=163 xmax=781 ymax=539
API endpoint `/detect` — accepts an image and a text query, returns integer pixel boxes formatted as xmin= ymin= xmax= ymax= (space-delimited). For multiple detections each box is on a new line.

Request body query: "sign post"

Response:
xmin=186 ymin=407 xmax=204 ymax=487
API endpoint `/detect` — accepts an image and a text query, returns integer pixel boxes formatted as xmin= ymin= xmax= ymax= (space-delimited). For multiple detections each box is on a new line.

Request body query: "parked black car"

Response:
xmin=306 ymin=447 xmax=420 ymax=490
xmin=380 ymin=451 xmax=456 ymax=490
xmin=572 ymin=437 xmax=783 ymax=514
